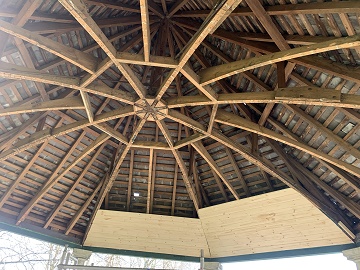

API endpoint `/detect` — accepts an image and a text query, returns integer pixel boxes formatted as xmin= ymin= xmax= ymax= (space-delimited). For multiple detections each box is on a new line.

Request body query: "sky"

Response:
xmin=222 ymin=253 xmax=356 ymax=270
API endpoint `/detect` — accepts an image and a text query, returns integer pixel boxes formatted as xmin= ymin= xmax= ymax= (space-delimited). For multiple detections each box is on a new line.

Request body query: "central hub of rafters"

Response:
xmin=134 ymin=98 xmax=167 ymax=121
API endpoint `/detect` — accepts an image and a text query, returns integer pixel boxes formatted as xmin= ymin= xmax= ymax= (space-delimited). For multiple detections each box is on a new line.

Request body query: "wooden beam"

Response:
xmin=0 ymin=142 xmax=48 ymax=210
xmin=146 ymin=149 xmax=154 ymax=213
xmin=0 ymin=0 xmax=41 ymax=56
xmin=175 ymin=19 xmax=360 ymax=87
xmin=0 ymin=105 xmax=134 ymax=163
xmin=126 ymin=150 xmax=135 ymax=211
xmin=94 ymin=123 xmax=129 ymax=145
xmin=174 ymin=19 xmax=341 ymax=45
xmin=192 ymin=141 xmax=239 ymax=200
xmin=173 ymin=1 xmax=360 ymax=17
xmin=140 ymin=0 xmax=151 ymax=62
xmin=16 ymin=133 xmax=110 ymax=225
xmin=59 ymin=0 xmax=147 ymax=99
xmin=99 ymin=117 xmax=148 ymax=214
xmin=181 ymin=64 xmax=218 ymax=101
xmin=148 ymin=0 xmax=164 ymax=18
xmin=167 ymin=0 xmax=190 ymax=17
xmin=116 ymin=52 xmax=178 ymax=68
xmin=156 ymin=119 xmax=200 ymax=211
xmin=224 ymin=147 xmax=251 ymax=197
xmin=199 ymin=35 xmax=360 ymax=85
xmin=155 ymin=0 xmax=243 ymax=100
xmin=166 ymin=109 xmax=300 ymax=191
xmin=173 ymin=133 xmax=207 ymax=149
xmin=267 ymin=139 xmax=355 ymax=232
xmin=164 ymin=89 xmax=360 ymax=109
xmin=23 ymin=16 xmax=144 ymax=34
xmin=215 ymin=109 xmax=360 ymax=178
xmin=85 ymin=0 xmax=140 ymax=13
xmin=0 ymin=61 xmax=136 ymax=104
xmin=0 ymin=19 xmax=98 ymax=73
xmin=0 ymin=97 xmax=85 ymax=117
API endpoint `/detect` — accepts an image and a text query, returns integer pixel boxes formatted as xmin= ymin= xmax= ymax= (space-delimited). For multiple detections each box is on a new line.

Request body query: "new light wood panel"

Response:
xmin=198 ymin=189 xmax=352 ymax=258
xmin=84 ymin=210 xmax=210 ymax=257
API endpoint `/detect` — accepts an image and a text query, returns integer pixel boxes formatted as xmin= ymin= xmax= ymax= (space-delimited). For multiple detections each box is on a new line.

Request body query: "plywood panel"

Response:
xmin=84 ymin=210 xmax=210 ymax=257
xmin=198 ymin=189 xmax=353 ymax=258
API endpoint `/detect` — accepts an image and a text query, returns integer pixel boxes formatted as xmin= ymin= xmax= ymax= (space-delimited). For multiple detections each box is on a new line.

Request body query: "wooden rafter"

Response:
xmin=165 ymin=89 xmax=360 ymax=109
xmin=192 ymin=141 xmax=239 ymax=200
xmin=215 ymin=109 xmax=360 ymax=178
xmin=168 ymin=0 xmax=190 ymax=17
xmin=0 ymin=97 xmax=85 ymax=117
xmin=16 ymin=133 xmax=110 ymax=225
xmin=156 ymin=119 xmax=200 ymax=211
xmin=65 ymin=173 xmax=106 ymax=235
xmin=140 ymin=0 xmax=151 ymax=62
xmin=155 ymin=0 xmax=243 ymax=100
xmin=59 ymin=0 xmax=148 ymax=99
xmin=173 ymin=1 xmax=360 ymax=17
xmin=44 ymin=144 xmax=107 ymax=228
xmin=0 ymin=62 xmax=136 ymax=104
xmin=199 ymin=35 xmax=360 ymax=85
xmin=0 ymin=106 xmax=134 ymax=163
xmin=175 ymin=19 xmax=360 ymax=86
xmin=0 ymin=20 xmax=98 ymax=73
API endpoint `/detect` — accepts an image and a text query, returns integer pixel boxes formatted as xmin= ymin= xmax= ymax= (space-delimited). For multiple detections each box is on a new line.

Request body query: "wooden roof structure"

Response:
xmin=0 ymin=0 xmax=359 ymax=260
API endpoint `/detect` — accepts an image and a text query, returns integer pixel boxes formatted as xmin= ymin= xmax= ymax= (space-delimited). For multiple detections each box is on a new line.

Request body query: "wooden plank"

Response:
xmin=140 ymin=0 xmax=151 ymax=62
xmin=199 ymin=35 xmax=360 ymax=85
xmin=215 ymin=109 xmax=360 ymax=178
xmin=127 ymin=150 xmax=135 ymax=212
xmin=198 ymin=189 xmax=352 ymax=258
xmin=84 ymin=210 xmax=210 ymax=257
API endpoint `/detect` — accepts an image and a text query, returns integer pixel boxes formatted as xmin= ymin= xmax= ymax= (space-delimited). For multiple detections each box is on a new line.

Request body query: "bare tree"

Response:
xmin=0 ymin=230 xmax=62 ymax=270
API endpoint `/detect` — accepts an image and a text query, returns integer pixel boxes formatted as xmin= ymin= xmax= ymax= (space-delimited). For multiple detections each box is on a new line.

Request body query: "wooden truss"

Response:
xmin=0 ymin=0 xmax=358 ymax=243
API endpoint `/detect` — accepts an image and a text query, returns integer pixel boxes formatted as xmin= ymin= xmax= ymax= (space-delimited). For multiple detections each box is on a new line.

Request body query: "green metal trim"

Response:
xmin=0 ymin=221 xmax=82 ymax=248
xmin=207 ymin=244 xmax=356 ymax=263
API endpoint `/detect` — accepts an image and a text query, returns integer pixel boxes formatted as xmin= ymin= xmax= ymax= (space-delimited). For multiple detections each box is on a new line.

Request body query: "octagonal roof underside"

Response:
xmin=0 ymin=0 xmax=359 ymax=257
